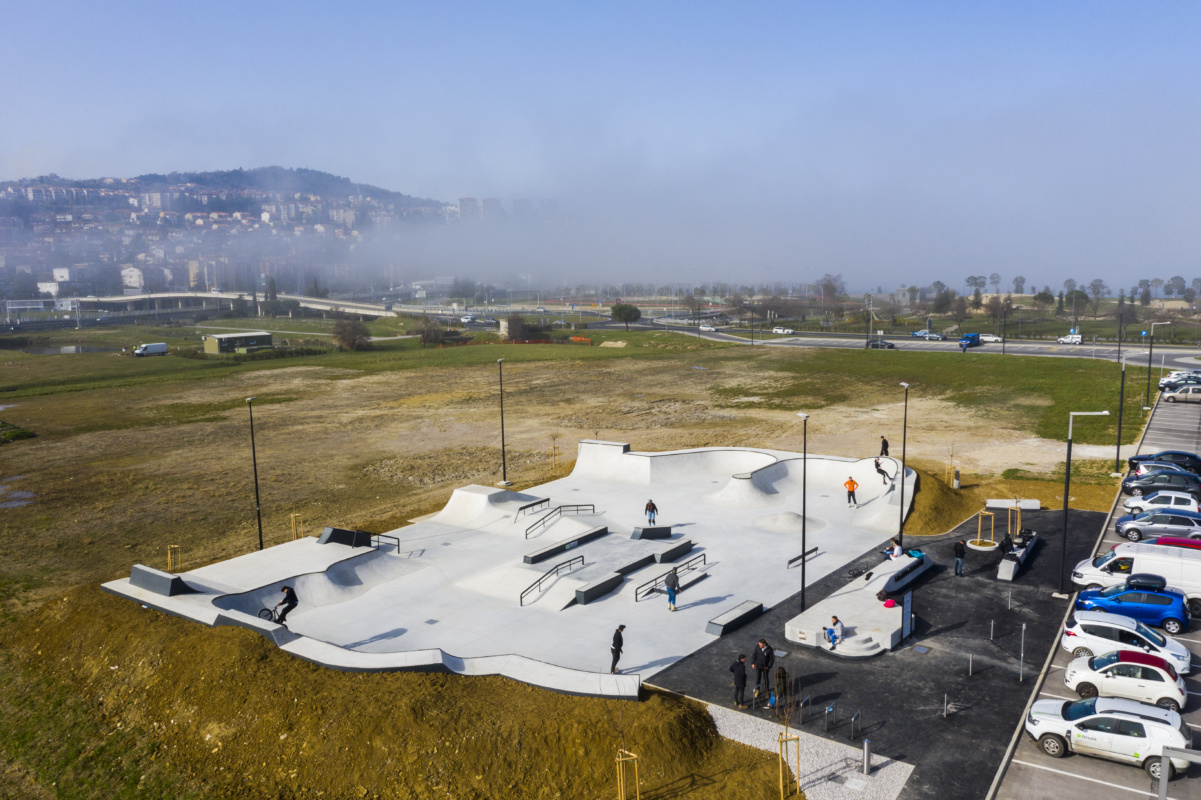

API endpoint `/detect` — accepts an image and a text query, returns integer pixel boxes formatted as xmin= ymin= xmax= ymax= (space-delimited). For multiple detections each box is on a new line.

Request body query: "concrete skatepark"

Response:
xmin=105 ymin=440 xmax=915 ymax=699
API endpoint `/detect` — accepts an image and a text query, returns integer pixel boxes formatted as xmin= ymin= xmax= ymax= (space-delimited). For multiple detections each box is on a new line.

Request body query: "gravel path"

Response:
xmin=707 ymin=703 xmax=913 ymax=800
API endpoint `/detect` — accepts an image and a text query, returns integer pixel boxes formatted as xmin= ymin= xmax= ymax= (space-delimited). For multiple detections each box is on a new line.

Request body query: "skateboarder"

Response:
xmin=874 ymin=458 xmax=889 ymax=485
xmin=880 ymin=436 xmax=889 ymax=457
xmin=645 ymin=499 xmax=658 ymax=525
xmin=844 ymin=476 xmax=859 ymax=507
xmin=610 ymin=624 xmax=626 ymax=673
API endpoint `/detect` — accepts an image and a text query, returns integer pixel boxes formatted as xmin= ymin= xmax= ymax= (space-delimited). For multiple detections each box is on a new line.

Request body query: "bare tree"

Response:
xmin=989 ymin=273 xmax=1001 ymax=295
xmin=1063 ymin=278 xmax=1077 ymax=294
xmin=1087 ymin=279 xmax=1109 ymax=319
xmin=332 ymin=319 xmax=372 ymax=350
xmin=1012 ymin=275 xmax=1026 ymax=296
xmin=818 ymin=273 xmax=845 ymax=310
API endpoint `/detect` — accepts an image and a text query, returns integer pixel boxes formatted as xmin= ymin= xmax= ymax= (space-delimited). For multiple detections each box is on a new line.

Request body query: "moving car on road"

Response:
xmin=1064 ymin=650 xmax=1187 ymax=712
xmin=1024 ymin=696 xmax=1191 ymax=779
xmin=1128 ymin=451 xmax=1201 ymax=475
xmin=460 ymin=315 xmax=476 ymax=323
xmin=979 ymin=333 xmax=1004 ymax=343
xmin=1061 ymin=610 xmax=1191 ymax=675
xmin=958 ymin=333 xmax=981 ymax=348
xmin=1058 ymin=333 xmax=1083 ymax=344
xmin=865 ymin=340 xmax=896 ymax=349
xmin=1123 ymin=491 xmax=1201 ymax=516
xmin=699 ymin=324 xmax=717 ymax=332
xmin=924 ymin=332 xmax=947 ymax=341
xmin=771 ymin=326 xmax=794 ymax=335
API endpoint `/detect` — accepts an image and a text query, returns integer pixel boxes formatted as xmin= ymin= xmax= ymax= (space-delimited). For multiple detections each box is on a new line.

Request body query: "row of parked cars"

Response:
xmin=1024 ymin=447 xmax=1201 ymax=780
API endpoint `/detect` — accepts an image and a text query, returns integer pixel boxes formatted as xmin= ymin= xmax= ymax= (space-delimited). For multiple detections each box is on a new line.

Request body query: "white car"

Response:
xmin=1024 ymin=696 xmax=1191 ymax=780
xmin=699 ymin=324 xmax=717 ymax=332
xmin=1062 ymin=610 xmax=1191 ymax=675
xmin=1124 ymin=491 xmax=1201 ymax=516
xmin=979 ymin=333 xmax=1004 ymax=343
xmin=771 ymin=327 xmax=794 ymax=335
xmin=460 ymin=315 xmax=476 ymax=323
xmin=1058 ymin=334 xmax=1083 ymax=344
xmin=1064 ymin=650 xmax=1187 ymax=712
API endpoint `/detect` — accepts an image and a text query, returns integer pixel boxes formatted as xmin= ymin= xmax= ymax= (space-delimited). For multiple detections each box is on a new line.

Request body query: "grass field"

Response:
xmin=0 ymin=325 xmax=1157 ymax=798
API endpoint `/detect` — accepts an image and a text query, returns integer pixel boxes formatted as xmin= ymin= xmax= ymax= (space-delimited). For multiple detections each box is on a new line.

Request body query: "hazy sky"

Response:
xmin=4 ymin=2 xmax=1199 ymax=288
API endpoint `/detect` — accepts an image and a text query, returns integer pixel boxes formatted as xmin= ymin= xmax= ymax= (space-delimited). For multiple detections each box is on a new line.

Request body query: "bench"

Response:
xmin=705 ymin=600 xmax=763 ymax=636
xmin=575 ymin=573 xmax=624 ymax=605
xmin=997 ymin=533 xmax=1039 ymax=581
xmin=129 ymin=564 xmax=195 ymax=597
xmin=653 ymin=539 xmax=693 ymax=563
xmin=630 ymin=526 xmax=673 ymax=540
xmin=523 ymin=526 xmax=609 ymax=565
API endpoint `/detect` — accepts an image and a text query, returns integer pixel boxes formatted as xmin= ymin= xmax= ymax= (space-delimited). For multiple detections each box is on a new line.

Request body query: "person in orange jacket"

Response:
xmin=844 ymin=476 xmax=859 ymax=507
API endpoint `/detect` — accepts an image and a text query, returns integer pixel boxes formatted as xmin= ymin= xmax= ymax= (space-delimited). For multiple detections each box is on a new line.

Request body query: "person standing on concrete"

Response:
xmin=729 ymin=654 xmax=748 ymax=708
xmin=874 ymin=458 xmax=889 ymax=485
xmin=953 ymin=539 xmax=967 ymax=576
xmin=751 ymin=638 xmax=775 ymax=699
xmin=610 ymin=624 xmax=626 ymax=674
xmin=275 ymin=585 xmax=298 ymax=625
xmin=844 ymin=476 xmax=859 ymax=507
xmin=645 ymin=499 xmax=658 ymax=525
xmin=880 ymin=436 xmax=889 ymax=457
xmin=664 ymin=567 xmax=680 ymax=612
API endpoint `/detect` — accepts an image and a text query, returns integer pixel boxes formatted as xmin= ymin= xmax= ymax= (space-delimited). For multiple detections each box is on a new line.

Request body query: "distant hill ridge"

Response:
xmin=10 ymin=166 xmax=442 ymax=208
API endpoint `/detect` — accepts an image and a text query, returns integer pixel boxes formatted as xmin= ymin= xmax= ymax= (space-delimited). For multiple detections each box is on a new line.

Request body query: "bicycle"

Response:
xmin=258 ymin=606 xmax=284 ymax=623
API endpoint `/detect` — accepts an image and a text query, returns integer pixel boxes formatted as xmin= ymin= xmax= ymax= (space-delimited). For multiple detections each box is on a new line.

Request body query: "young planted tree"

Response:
xmin=332 ymin=319 xmax=372 ymax=350
xmin=610 ymin=303 xmax=642 ymax=331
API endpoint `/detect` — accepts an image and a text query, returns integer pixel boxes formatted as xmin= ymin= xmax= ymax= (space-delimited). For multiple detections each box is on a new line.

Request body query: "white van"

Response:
xmin=1058 ymin=333 xmax=1083 ymax=344
xmin=1073 ymin=544 xmax=1201 ymax=613
xmin=133 ymin=343 xmax=168 ymax=357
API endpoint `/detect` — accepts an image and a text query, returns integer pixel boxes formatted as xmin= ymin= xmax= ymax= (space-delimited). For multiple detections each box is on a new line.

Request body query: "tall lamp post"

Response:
xmin=246 ymin=397 xmax=265 ymax=551
xmin=797 ymin=412 xmax=809 ymax=611
xmin=898 ymin=382 xmax=910 ymax=551
xmin=1115 ymin=356 xmax=1128 ymax=474
xmin=497 ymin=359 xmax=511 ymax=486
xmin=1061 ymin=410 xmax=1110 ymax=594
xmin=1146 ymin=321 xmax=1170 ymax=408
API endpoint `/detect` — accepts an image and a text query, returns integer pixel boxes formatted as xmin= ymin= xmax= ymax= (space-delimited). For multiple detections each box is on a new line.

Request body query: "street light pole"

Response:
xmin=497 ymin=359 xmax=511 ymax=486
xmin=797 ymin=412 xmax=809 ymax=612
xmin=1115 ymin=357 xmax=1127 ymax=474
xmin=1061 ymin=410 xmax=1110 ymax=594
xmin=898 ymin=382 xmax=910 ymax=552
xmin=1002 ymin=305 xmax=1007 ymax=355
xmin=246 ymin=397 xmax=264 ymax=551
xmin=1146 ymin=322 xmax=1170 ymax=408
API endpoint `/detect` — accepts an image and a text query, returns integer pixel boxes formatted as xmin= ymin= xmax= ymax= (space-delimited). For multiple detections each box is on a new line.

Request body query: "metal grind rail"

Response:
xmin=519 ymin=555 xmax=585 ymax=606
xmin=513 ymin=498 xmax=551 ymax=520
xmin=634 ymin=553 xmax=707 ymax=601
xmin=525 ymin=504 xmax=596 ymax=539
xmin=371 ymin=533 xmax=400 ymax=554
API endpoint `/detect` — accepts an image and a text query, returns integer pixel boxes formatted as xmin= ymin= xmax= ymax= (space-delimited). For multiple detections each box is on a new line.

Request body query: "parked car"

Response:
xmin=460 ymin=315 xmax=476 ymax=323
xmin=910 ymin=329 xmax=929 ymax=338
xmin=1113 ymin=510 xmax=1201 ymax=542
xmin=133 ymin=342 xmax=168 ymax=357
xmin=1109 ymin=536 xmax=1201 ymax=553
xmin=979 ymin=333 xmax=1004 ymax=343
xmin=1129 ymin=451 xmax=1201 ymax=474
xmin=1061 ymin=610 xmax=1191 ymax=675
xmin=1161 ymin=376 xmax=1201 ymax=392
xmin=1122 ymin=470 xmax=1201 ymax=498
xmin=1024 ymin=696 xmax=1191 ymax=779
xmin=483 ymin=317 xmax=498 ymax=324
xmin=699 ymin=324 xmax=717 ymax=332
xmin=1073 ymin=545 xmax=1201 ymax=617
xmin=1164 ymin=386 xmax=1201 ymax=403
xmin=865 ymin=340 xmax=896 ymax=349
xmin=1064 ymin=650 xmax=1187 ymax=711
xmin=535 ymin=306 xmax=546 ymax=312
xmin=1133 ymin=461 xmax=1192 ymax=478
xmin=771 ymin=326 xmax=794 ymax=335
xmin=1074 ymin=578 xmax=1189 ymax=634
xmin=1124 ymin=491 xmax=1201 ymax=516
xmin=1058 ymin=333 xmax=1083 ymax=344
xmin=925 ymin=332 xmax=947 ymax=341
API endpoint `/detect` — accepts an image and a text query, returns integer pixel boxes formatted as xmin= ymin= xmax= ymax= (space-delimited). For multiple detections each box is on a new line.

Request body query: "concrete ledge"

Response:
xmin=576 ymin=572 xmax=624 ymax=605
xmin=317 ymin=527 xmax=374 ymax=548
xmin=129 ymin=564 xmax=195 ymax=597
xmin=654 ymin=539 xmax=694 ymax=563
xmin=614 ymin=554 xmax=656 ymax=576
xmin=523 ymin=526 xmax=609 ymax=564
xmin=631 ymin=526 xmax=673 ymax=540
xmin=705 ymin=600 xmax=763 ymax=636
xmin=214 ymin=610 xmax=302 ymax=646
xmin=998 ymin=533 xmax=1039 ymax=581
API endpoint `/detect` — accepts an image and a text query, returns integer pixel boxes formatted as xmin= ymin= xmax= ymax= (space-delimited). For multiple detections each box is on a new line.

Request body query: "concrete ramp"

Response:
xmin=433 ymin=485 xmax=543 ymax=528
xmin=752 ymin=511 xmax=828 ymax=534
xmin=702 ymin=473 xmax=782 ymax=508
xmin=212 ymin=550 xmax=426 ymax=618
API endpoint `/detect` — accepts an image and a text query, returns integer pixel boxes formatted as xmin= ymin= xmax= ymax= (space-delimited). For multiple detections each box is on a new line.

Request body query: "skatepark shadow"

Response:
xmin=641 ymin=772 xmax=716 ymax=799
xmin=626 ymin=655 xmax=683 ymax=673
xmin=800 ymin=670 xmax=837 ymax=688
xmin=343 ymin=627 xmax=407 ymax=648
xmin=676 ymin=593 xmax=733 ymax=611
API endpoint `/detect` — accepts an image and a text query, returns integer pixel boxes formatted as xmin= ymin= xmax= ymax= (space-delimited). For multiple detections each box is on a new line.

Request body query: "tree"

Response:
xmin=1140 ymin=286 xmax=1152 ymax=306
xmin=1012 ymin=275 xmax=1026 ymax=296
xmin=267 ymin=276 xmax=278 ymax=301
xmin=1065 ymin=289 xmax=1089 ymax=328
xmin=415 ymin=315 xmax=443 ymax=346
xmin=818 ymin=273 xmax=845 ymax=309
xmin=971 ymin=286 xmax=983 ymax=309
xmin=931 ymin=280 xmax=947 ymax=295
xmin=989 ymin=273 xmax=1001 ymax=295
xmin=611 ymin=303 xmax=642 ymax=331
xmin=1169 ymin=276 xmax=1187 ymax=297
xmin=950 ymin=296 xmax=969 ymax=323
xmin=332 ymin=319 xmax=372 ymax=350
xmin=1033 ymin=288 xmax=1054 ymax=310
xmin=1185 ymin=288 xmax=1197 ymax=304
xmin=1063 ymin=279 xmax=1077 ymax=294
xmin=682 ymin=294 xmax=701 ymax=319
xmin=984 ymin=294 xmax=1005 ymax=323
xmin=907 ymin=286 xmax=919 ymax=305
xmin=1056 ymin=290 xmax=1065 ymax=314
xmin=1087 ymin=279 xmax=1108 ymax=318
xmin=1151 ymin=278 xmax=1164 ymax=297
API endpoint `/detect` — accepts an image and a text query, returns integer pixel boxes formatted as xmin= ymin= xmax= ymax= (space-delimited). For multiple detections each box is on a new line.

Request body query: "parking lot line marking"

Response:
xmin=1010 ymin=759 xmax=1180 ymax=798
xmin=1038 ymin=691 xmax=1077 ymax=701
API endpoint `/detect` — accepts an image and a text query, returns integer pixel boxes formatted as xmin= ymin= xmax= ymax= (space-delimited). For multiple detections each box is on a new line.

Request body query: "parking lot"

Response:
xmin=995 ymin=398 xmax=1201 ymax=800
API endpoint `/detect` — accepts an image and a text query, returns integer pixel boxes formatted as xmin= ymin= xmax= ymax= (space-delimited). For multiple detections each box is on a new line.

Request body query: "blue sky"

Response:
xmin=3 ymin=2 xmax=1199 ymax=286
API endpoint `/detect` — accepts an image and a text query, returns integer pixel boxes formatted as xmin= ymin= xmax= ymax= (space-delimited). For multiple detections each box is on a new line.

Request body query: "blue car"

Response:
xmin=1075 ymin=582 xmax=1190 ymax=634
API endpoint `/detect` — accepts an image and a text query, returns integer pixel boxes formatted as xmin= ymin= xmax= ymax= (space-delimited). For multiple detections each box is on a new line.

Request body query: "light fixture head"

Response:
xmin=899 ymin=382 xmax=910 ymax=389
xmin=246 ymin=396 xmax=257 ymax=403
xmin=796 ymin=412 xmax=809 ymax=420
xmin=497 ymin=358 xmax=505 ymax=364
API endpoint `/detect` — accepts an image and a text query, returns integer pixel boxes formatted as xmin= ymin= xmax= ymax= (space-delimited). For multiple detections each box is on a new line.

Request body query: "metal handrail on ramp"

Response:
xmin=525 ymin=504 xmax=596 ymax=539
xmin=519 ymin=555 xmax=585 ymax=606
xmin=634 ymin=553 xmax=707 ymax=601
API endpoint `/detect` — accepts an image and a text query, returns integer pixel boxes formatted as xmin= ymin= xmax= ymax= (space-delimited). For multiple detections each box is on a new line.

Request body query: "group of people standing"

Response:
xmin=727 ymin=638 xmax=784 ymax=709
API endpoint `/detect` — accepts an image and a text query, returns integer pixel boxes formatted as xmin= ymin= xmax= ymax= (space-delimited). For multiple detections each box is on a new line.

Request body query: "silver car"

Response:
xmin=1124 ymin=491 xmax=1201 ymax=516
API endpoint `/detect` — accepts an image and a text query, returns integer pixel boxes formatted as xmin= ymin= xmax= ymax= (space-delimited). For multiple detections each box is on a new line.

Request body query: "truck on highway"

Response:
xmin=133 ymin=343 xmax=168 ymax=357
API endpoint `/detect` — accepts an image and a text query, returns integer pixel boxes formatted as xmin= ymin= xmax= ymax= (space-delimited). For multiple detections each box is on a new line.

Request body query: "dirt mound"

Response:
xmin=2 ymin=586 xmax=778 ymax=799
xmin=904 ymin=465 xmax=980 ymax=536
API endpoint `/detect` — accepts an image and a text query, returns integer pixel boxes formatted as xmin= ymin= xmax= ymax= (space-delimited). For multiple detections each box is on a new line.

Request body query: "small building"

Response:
xmin=202 ymin=331 xmax=273 ymax=355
